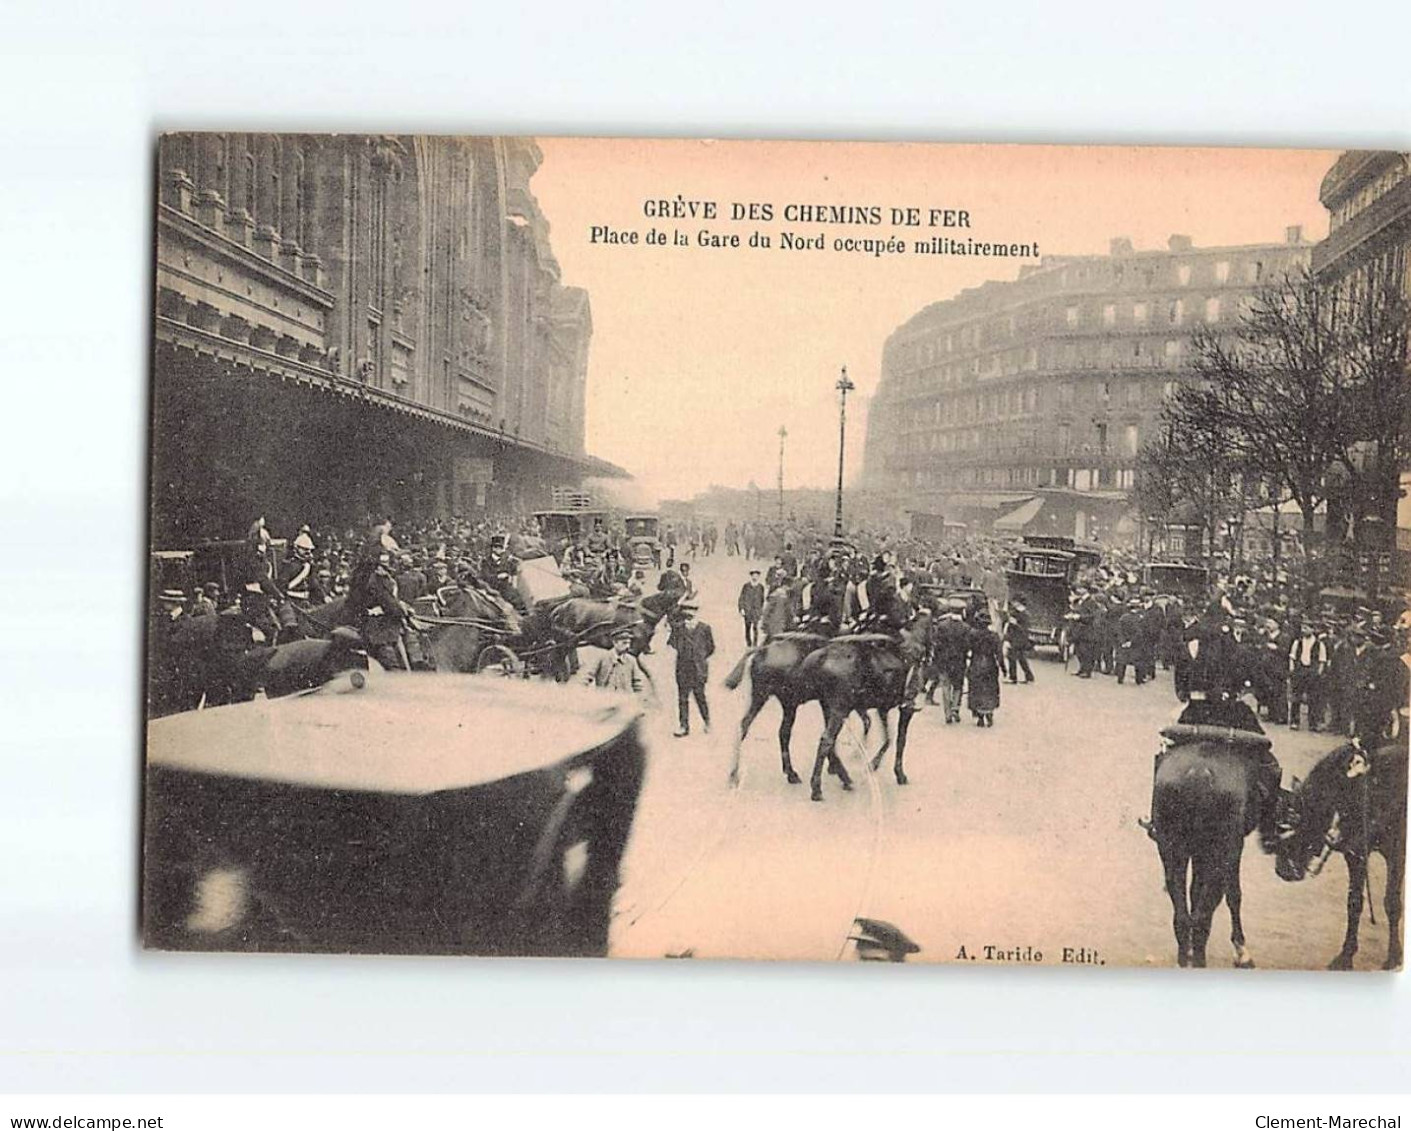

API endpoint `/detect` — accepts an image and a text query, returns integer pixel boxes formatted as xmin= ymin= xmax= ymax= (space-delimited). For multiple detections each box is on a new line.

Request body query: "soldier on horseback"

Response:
xmin=348 ymin=549 xmax=412 ymax=671
xmin=1140 ymin=620 xmax=1284 ymax=853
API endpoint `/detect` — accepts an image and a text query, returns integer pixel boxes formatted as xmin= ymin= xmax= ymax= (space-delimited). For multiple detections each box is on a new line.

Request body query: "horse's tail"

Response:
xmin=723 ymin=648 xmax=758 ymax=691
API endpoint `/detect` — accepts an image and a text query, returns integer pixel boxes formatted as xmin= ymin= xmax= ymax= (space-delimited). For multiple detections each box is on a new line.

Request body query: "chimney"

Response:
xmin=1285 ymin=224 xmax=1303 ymax=244
xmin=1168 ymin=234 xmax=1193 ymax=253
xmin=1109 ymin=237 xmax=1133 ymax=257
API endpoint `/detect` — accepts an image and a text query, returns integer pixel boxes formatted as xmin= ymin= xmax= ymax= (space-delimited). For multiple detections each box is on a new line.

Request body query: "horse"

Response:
xmin=723 ymin=630 xmax=836 ymax=788
xmin=149 ymin=611 xmax=369 ymax=714
xmin=1273 ymin=742 xmax=1406 ymax=971
xmin=1149 ymin=723 xmax=1270 ymax=968
xmin=795 ymin=610 xmax=932 ymax=802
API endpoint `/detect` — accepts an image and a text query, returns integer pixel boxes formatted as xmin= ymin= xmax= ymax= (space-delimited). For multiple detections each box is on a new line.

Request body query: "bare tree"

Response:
xmin=1332 ymin=265 xmax=1410 ymax=555
xmin=1181 ymin=267 xmax=1350 ymax=576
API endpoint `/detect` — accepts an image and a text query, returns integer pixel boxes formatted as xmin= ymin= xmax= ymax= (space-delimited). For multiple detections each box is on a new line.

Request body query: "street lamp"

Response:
xmin=777 ymin=425 xmax=788 ymax=525
xmin=834 ymin=366 xmax=855 ymax=541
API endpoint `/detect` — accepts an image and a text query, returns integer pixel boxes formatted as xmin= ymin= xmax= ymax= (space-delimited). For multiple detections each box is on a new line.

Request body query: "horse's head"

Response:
xmin=1272 ymin=753 xmax=1350 ymax=882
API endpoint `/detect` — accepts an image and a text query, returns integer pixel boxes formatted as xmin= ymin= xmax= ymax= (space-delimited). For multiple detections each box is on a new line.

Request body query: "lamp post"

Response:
xmin=777 ymin=425 xmax=787 ymax=525
xmin=833 ymin=366 xmax=855 ymax=541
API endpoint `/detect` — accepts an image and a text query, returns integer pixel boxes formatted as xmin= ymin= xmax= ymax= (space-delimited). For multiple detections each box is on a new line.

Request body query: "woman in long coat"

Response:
xmin=966 ymin=610 xmax=1003 ymax=727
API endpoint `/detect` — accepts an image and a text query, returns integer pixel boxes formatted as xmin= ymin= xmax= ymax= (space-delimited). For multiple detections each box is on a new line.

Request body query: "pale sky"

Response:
xmin=532 ymin=139 xmax=1337 ymax=503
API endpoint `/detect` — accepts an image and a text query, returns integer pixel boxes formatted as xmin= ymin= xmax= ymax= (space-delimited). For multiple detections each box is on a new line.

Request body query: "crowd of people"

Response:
xmin=150 ymin=505 xmax=1408 ymax=753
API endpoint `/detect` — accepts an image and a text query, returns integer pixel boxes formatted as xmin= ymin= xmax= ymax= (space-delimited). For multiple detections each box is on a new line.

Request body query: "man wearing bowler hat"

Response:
xmin=737 ymin=569 xmax=766 ymax=646
xmin=670 ymin=601 xmax=715 ymax=737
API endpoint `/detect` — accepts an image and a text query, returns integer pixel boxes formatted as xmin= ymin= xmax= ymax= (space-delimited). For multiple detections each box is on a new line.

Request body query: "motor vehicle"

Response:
xmin=1021 ymin=534 xmax=1102 ymax=572
xmin=533 ymin=509 xmax=607 ymax=548
xmin=623 ymin=514 xmax=662 ymax=568
xmin=1004 ymin=547 xmax=1078 ymax=658
xmin=1143 ymin=561 xmax=1210 ymax=602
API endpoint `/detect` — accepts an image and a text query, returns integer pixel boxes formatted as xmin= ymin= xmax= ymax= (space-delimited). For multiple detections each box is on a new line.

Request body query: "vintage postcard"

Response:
xmin=144 ymin=135 xmax=1409 ymax=969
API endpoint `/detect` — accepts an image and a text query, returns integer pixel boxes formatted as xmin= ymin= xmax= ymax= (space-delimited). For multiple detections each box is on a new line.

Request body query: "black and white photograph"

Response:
xmin=142 ymin=135 xmax=1409 ymax=971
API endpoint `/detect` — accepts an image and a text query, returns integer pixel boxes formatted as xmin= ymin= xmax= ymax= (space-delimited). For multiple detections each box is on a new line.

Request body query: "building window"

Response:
xmin=1124 ymin=423 xmax=1139 ymax=455
xmin=1215 ymin=261 xmax=1230 ymax=283
xmin=1103 ymin=303 xmax=1116 ymax=326
xmin=1164 ymin=339 xmax=1180 ymax=365
xmin=243 ymin=144 xmax=256 ymax=215
xmin=1133 ymin=301 xmax=1148 ymax=324
xmin=1065 ymin=305 xmax=1079 ymax=327
xmin=1177 ymin=264 xmax=1191 ymax=286
xmin=1127 ymin=382 xmax=1141 ymax=407
xmin=1205 ymin=297 xmax=1221 ymax=322
xmin=1169 ymin=298 xmax=1184 ymax=325
xmin=294 ymin=150 xmax=307 ymax=247
xmin=1057 ymin=423 xmax=1071 ymax=454
xmin=1060 ymin=383 xmax=1074 ymax=409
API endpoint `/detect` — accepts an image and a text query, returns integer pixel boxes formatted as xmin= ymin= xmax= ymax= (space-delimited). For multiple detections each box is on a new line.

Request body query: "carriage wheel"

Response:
xmin=1057 ymin=627 xmax=1071 ymax=664
xmin=474 ymin=644 xmax=524 ymax=677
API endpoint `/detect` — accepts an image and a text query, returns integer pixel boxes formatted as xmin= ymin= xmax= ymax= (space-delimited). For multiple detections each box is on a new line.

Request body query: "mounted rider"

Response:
xmin=1140 ymin=619 xmax=1284 ymax=852
xmin=237 ymin=516 xmax=283 ymax=645
xmin=347 ymin=548 xmax=412 ymax=671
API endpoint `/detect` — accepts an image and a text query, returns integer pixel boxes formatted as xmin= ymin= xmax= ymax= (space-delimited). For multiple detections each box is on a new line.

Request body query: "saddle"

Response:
xmin=1159 ymin=723 xmax=1271 ymax=753
xmin=830 ymin=632 xmax=897 ymax=647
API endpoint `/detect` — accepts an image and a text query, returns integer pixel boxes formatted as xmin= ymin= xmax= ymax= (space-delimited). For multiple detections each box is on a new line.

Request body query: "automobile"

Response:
xmin=944 ymin=587 xmax=991 ymax=625
xmin=1021 ymin=533 xmax=1102 ymax=572
xmin=1143 ymin=561 xmax=1210 ymax=601
xmin=623 ymin=514 xmax=662 ymax=568
xmin=533 ymin=509 xmax=608 ymax=549
xmin=1004 ymin=547 xmax=1078 ymax=658
xmin=150 ymin=538 xmax=289 ymax=603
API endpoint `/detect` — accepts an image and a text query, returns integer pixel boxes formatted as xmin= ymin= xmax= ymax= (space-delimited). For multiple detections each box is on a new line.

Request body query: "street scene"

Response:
xmin=143 ymin=136 xmax=1408 ymax=970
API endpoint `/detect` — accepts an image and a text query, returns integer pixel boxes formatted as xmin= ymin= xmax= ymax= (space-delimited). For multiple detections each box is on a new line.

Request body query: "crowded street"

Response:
xmin=610 ymin=550 xmax=1398 ymax=969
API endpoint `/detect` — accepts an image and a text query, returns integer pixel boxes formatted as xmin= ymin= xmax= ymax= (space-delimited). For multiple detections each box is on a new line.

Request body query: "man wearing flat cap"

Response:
xmin=583 ymin=625 xmax=650 ymax=697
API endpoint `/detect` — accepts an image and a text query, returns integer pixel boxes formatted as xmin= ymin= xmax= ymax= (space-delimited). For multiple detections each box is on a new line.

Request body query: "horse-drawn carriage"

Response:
xmin=623 ymin=514 xmax=662 ymax=569
xmin=1004 ymin=547 xmax=1078 ymax=658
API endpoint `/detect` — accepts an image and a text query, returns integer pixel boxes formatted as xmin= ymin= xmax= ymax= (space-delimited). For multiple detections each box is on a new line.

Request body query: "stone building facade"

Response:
xmin=862 ymin=231 xmax=1312 ymax=539
xmin=1312 ymin=150 xmax=1411 ymax=570
xmin=151 ymin=133 xmax=599 ymax=544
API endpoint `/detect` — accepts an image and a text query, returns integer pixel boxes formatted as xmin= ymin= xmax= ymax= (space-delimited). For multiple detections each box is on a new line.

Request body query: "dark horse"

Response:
xmin=795 ymin=611 xmax=932 ymax=802
xmin=1274 ymin=742 xmax=1406 ymax=971
xmin=1150 ymin=723 xmax=1271 ymax=968
xmin=724 ymin=630 xmax=837 ymax=788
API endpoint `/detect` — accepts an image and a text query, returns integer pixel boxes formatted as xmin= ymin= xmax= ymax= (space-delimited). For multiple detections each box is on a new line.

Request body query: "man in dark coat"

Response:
xmin=1172 ymin=608 xmax=1201 ymax=701
xmin=1141 ymin=621 xmax=1284 ymax=851
xmin=1351 ymin=628 xmax=1406 ymax=747
xmin=1072 ymin=589 xmax=1101 ymax=678
xmin=737 ymin=569 xmax=766 ymax=646
xmin=670 ymin=602 xmax=715 ymax=737
xmin=929 ymin=603 xmax=971 ymax=723
xmin=480 ymin=534 xmax=526 ymax=613
xmin=1115 ymin=599 xmax=1145 ymax=685
xmin=1135 ymin=595 xmax=1162 ymax=684
xmin=1003 ymin=598 xmax=1034 ymax=684
xmin=348 ymin=551 xmax=409 ymax=671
